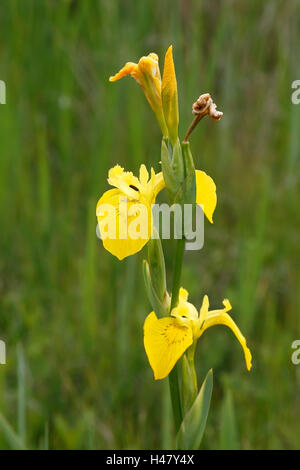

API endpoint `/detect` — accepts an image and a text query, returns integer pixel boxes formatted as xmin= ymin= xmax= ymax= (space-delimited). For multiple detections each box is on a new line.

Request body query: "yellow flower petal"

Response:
xmin=195 ymin=170 xmax=217 ymax=224
xmin=162 ymin=45 xmax=179 ymax=145
xmin=198 ymin=297 xmax=252 ymax=371
xmin=109 ymin=53 xmax=168 ymax=136
xmin=144 ymin=312 xmax=193 ymax=380
xmin=108 ymin=165 xmax=141 ymax=199
xmin=96 ymin=189 xmax=152 ymax=261
xmin=199 ymin=294 xmax=209 ymax=317
xmin=171 ymin=287 xmax=199 ymax=337
xmin=109 ymin=62 xmax=138 ymax=82
xmin=96 ymin=165 xmax=165 ymax=260
xmin=139 ymin=164 xmax=149 ymax=187
xmin=151 ymin=171 xmax=165 ymax=202
xmin=179 ymin=287 xmax=189 ymax=302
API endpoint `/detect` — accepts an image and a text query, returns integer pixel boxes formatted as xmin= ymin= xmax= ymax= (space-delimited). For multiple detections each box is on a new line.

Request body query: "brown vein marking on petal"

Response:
xmin=129 ymin=185 xmax=139 ymax=191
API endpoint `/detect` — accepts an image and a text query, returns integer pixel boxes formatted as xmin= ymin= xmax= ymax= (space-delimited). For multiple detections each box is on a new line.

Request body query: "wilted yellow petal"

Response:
xmin=195 ymin=170 xmax=217 ymax=223
xmin=109 ymin=62 xmax=138 ymax=82
xmin=144 ymin=312 xmax=193 ymax=380
xmin=162 ymin=45 xmax=179 ymax=145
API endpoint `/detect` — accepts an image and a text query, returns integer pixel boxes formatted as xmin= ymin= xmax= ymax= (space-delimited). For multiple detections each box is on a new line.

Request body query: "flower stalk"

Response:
xmin=168 ymin=235 xmax=186 ymax=433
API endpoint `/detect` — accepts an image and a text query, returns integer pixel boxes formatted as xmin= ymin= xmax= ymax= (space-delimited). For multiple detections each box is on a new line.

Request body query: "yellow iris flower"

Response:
xmin=109 ymin=52 xmax=168 ymax=137
xmin=96 ymin=166 xmax=217 ymax=260
xmin=144 ymin=287 xmax=252 ymax=380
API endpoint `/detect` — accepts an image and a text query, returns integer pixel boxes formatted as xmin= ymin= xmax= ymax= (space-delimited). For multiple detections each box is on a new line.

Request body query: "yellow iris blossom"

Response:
xmin=96 ymin=164 xmax=165 ymax=261
xmin=96 ymin=165 xmax=217 ymax=260
xmin=96 ymin=164 xmax=217 ymax=260
xmin=109 ymin=52 xmax=168 ymax=137
xmin=144 ymin=287 xmax=252 ymax=380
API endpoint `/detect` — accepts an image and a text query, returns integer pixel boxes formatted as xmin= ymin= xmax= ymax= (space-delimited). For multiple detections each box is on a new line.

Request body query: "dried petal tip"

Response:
xmin=208 ymin=102 xmax=223 ymax=121
xmin=192 ymin=93 xmax=223 ymax=122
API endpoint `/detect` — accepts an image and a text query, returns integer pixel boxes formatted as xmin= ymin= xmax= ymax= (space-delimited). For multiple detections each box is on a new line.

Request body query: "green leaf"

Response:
xmin=176 ymin=369 xmax=213 ymax=450
xmin=173 ymin=171 xmax=196 ymax=207
xmin=147 ymin=231 xmax=167 ymax=303
xmin=219 ymin=389 xmax=240 ymax=450
xmin=181 ymin=353 xmax=198 ymax=415
xmin=143 ymin=260 xmax=168 ymax=317
xmin=171 ymin=138 xmax=184 ymax=184
xmin=161 ymin=139 xmax=178 ymax=198
xmin=0 ymin=412 xmax=26 ymax=450
xmin=181 ymin=141 xmax=196 ymax=205
xmin=171 ymin=142 xmax=196 ymax=212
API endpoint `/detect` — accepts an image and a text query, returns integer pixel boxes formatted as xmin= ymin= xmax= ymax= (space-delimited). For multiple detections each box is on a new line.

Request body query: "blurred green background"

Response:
xmin=0 ymin=0 xmax=300 ymax=450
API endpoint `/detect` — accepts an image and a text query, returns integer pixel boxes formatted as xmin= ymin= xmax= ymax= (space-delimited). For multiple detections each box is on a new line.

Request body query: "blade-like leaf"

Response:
xmin=143 ymin=260 xmax=168 ymax=317
xmin=161 ymin=138 xmax=178 ymax=200
xmin=171 ymin=138 xmax=184 ymax=184
xmin=176 ymin=369 xmax=213 ymax=450
xmin=0 ymin=412 xmax=26 ymax=450
xmin=181 ymin=353 xmax=198 ymax=416
xmin=219 ymin=389 xmax=240 ymax=450
xmin=147 ymin=231 xmax=167 ymax=303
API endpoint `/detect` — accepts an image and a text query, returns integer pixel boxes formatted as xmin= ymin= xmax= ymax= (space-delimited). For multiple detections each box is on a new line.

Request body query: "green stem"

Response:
xmin=187 ymin=343 xmax=198 ymax=394
xmin=168 ymin=237 xmax=186 ymax=432
xmin=168 ymin=366 xmax=182 ymax=433
xmin=170 ymin=237 xmax=186 ymax=310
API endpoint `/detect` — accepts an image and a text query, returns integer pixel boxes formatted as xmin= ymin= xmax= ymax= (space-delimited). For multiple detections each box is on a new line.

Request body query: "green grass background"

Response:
xmin=0 ymin=0 xmax=299 ymax=449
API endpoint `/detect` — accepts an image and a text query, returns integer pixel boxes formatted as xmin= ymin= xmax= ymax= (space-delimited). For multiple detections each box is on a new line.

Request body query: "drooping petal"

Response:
xmin=195 ymin=170 xmax=217 ymax=224
xmin=162 ymin=45 xmax=179 ymax=145
xmin=144 ymin=312 xmax=193 ymax=380
xmin=109 ymin=62 xmax=138 ymax=82
xmin=97 ymin=164 xmax=166 ymax=260
xmin=96 ymin=189 xmax=152 ymax=260
xmin=198 ymin=298 xmax=252 ymax=371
